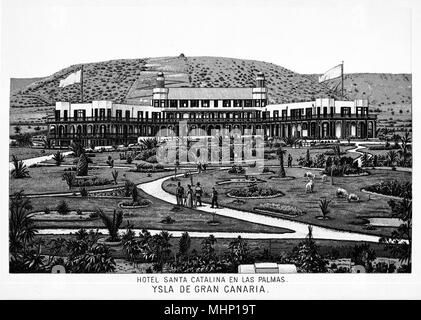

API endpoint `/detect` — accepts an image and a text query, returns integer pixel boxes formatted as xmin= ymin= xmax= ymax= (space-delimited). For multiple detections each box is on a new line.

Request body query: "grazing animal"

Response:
xmin=336 ymin=188 xmax=349 ymax=198
xmin=304 ymin=171 xmax=315 ymax=180
xmin=348 ymin=193 xmax=360 ymax=202
xmin=321 ymin=174 xmax=328 ymax=182
xmin=305 ymin=180 xmax=314 ymax=193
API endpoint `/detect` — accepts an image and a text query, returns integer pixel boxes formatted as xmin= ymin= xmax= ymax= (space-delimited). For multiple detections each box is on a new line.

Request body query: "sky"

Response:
xmin=0 ymin=0 xmax=414 ymax=78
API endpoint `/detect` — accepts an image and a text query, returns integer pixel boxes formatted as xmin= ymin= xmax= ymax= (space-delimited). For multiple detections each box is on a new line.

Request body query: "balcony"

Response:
xmin=47 ymin=113 xmax=377 ymax=125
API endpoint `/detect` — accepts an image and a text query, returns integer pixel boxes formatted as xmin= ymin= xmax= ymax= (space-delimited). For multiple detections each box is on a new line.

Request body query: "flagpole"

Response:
xmin=341 ymin=61 xmax=344 ymax=99
xmin=80 ymin=65 xmax=84 ymax=103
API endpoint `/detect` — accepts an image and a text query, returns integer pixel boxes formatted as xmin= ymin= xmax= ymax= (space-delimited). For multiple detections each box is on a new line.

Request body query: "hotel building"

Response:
xmin=47 ymin=72 xmax=377 ymax=147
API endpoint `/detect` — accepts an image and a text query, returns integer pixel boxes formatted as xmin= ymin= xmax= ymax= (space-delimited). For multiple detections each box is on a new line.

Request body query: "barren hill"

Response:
xmin=10 ymin=56 xmax=346 ymax=108
xmin=9 ymin=56 xmax=412 ymax=134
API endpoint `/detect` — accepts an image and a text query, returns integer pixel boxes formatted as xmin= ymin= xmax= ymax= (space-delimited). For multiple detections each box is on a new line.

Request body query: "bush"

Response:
xmin=79 ymin=187 xmax=88 ymax=197
xmin=56 ymin=201 xmax=70 ymax=215
xmin=161 ymin=216 xmax=176 ymax=224
xmin=365 ymin=180 xmax=412 ymax=198
xmin=44 ymin=207 xmax=51 ymax=215
xmin=146 ymin=155 xmax=158 ymax=163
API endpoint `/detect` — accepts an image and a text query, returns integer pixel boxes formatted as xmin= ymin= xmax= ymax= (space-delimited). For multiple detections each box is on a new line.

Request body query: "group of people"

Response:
xmin=175 ymin=181 xmax=219 ymax=209
xmin=197 ymin=162 xmax=207 ymax=173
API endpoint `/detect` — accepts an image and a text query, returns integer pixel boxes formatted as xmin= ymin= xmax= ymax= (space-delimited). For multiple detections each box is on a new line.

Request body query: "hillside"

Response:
xmin=10 ymin=56 xmax=344 ymax=108
xmin=9 ymin=56 xmax=412 ymax=135
xmin=306 ymin=73 xmax=412 ymax=107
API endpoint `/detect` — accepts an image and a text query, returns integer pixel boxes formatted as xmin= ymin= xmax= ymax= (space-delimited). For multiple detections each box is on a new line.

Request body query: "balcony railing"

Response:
xmin=47 ymin=113 xmax=376 ymax=125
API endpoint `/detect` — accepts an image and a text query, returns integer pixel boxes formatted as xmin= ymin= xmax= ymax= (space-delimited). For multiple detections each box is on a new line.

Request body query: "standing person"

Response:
xmin=186 ymin=184 xmax=194 ymax=208
xmin=195 ymin=182 xmax=203 ymax=207
xmin=211 ymin=186 xmax=219 ymax=209
xmin=288 ymin=154 xmax=293 ymax=168
xmin=176 ymin=182 xmax=184 ymax=206
xmin=197 ymin=162 xmax=202 ymax=174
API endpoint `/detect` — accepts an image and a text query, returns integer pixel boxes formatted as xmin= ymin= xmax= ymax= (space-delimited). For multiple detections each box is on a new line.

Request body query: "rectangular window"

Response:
xmin=116 ymin=110 xmax=122 ymax=119
xmin=170 ymin=100 xmax=178 ymax=108
xmin=282 ymin=110 xmax=287 ymax=119
xmin=306 ymin=108 xmax=312 ymax=118
xmin=99 ymin=108 xmax=105 ymax=119
xmin=77 ymin=110 xmax=85 ymax=120
xmin=223 ymin=100 xmax=230 ymax=108
xmin=137 ymin=111 xmax=143 ymax=120
xmin=73 ymin=110 xmax=78 ymax=119
xmin=330 ymin=107 xmax=335 ymax=116
xmin=63 ymin=110 xmax=68 ymax=120
xmin=261 ymin=100 xmax=266 ymax=107
xmin=160 ymin=100 xmax=166 ymax=107
xmin=323 ymin=107 xmax=328 ymax=117
xmin=317 ymin=107 xmax=321 ymax=117
xmin=107 ymin=109 xmax=112 ymax=119
xmin=274 ymin=111 xmax=279 ymax=119
xmin=125 ymin=110 xmax=130 ymax=119
xmin=191 ymin=100 xmax=198 ymax=108
xmin=55 ymin=110 xmax=60 ymax=120
xmin=153 ymin=100 xmax=159 ymax=107
xmin=180 ymin=100 xmax=188 ymax=108
xmin=145 ymin=111 xmax=149 ymax=119
xmin=255 ymin=100 xmax=261 ymax=107
xmin=213 ymin=100 xmax=219 ymax=108
xmin=234 ymin=100 xmax=242 ymax=108
xmin=201 ymin=100 xmax=209 ymax=108
xmin=245 ymin=100 xmax=252 ymax=108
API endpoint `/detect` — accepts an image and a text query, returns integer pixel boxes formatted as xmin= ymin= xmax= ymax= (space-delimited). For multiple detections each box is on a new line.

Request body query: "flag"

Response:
xmin=319 ymin=64 xmax=342 ymax=83
xmin=59 ymin=69 xmax=81 ymax=87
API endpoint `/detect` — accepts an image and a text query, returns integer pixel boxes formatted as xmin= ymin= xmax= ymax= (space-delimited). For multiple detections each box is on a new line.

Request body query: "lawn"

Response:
xmin=9 ymin=147 xmax=56 ymax=161
xmin=162 ymin=167 xmax=411 ymax=237
xmin=10 ymin=152 xmax=175 ymax=195
xmin=29 ymin=189 xmax=291 ymax=234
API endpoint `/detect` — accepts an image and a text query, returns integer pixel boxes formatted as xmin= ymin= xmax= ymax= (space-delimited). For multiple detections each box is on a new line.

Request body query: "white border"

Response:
xmin=0 ymin=0 xmax=420 ymax=300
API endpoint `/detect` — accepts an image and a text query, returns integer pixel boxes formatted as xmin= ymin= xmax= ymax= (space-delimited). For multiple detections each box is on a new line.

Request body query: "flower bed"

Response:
xmin=31 ymin=210 xmax=97 ymax=221
xmin=253 ymin=203 xmax=304 ymax=217
xmin=227 ymin=185 xmax=284 ymax=199
xmin=131 ymin=163 xmax=168 ymax=173
xmin=363 ymin=180 xmax=412 ymax=199
xmin=118 ymin=199 xmax=152 ymax=209
xmin=71 ymin=176 xmax=113 ymax=188
xmin=89 ymin=188 xmax=127 ymax=198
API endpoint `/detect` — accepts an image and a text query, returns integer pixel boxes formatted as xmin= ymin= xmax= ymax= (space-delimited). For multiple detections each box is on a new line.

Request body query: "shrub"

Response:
xmin=56 ymin=201 xmax=70 ymax=215
xmin=44 ymin=207 xmax=51 ymax=215
xmin=52 ymin=151 xmax=65 ymax=166
xmin=79 ymin=187 xmax=88 ymax=197
xmin=161 ymin=216 xmax=176 ymax=224
xmin=365 ymin=180 xmax=412 ymax=198
xmin=11 ymin=155 xmax=30 ymax=179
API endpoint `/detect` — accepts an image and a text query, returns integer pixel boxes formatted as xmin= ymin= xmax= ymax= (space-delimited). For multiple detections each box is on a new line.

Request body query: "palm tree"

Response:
xmin=386 ymin=150 xmax=398 ymax=167
xmin=70 ymin=142 xmax=84 ymax=157
xmin=392 ymin=134 xmax=401 ymax=147
xmin=14 ymin=125 xmax=21 ymax=134
xmin=277 ymin=146 xmax=286 ymax=177
xmin=319 ymin=197 xmax=332 ymax=220
xmin=98 ymin=209 xmax=123 ymax=242
xmin=41 ymin=137 xmax=52 ymax=149
xmin=11 ymin=155 xmax=30 ymax=179
xmin=398 ymin=131 xmax=412 ymax=166
xmin=111 ymin=170 xmax=119 ymax=185
xmin=16 ymin=133 xmax=32 ymax=147
xmin=9 ymin=191 xmax=37 ymax=253
xmin=140 ymin=137 xmax=159 ymax=150
xmin=52 ymin=151 xmax=65 ymax=166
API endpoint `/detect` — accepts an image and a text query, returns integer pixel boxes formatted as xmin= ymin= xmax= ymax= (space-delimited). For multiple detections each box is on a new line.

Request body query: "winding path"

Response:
xmin=139 ymin=174 xmax=381 ymax=243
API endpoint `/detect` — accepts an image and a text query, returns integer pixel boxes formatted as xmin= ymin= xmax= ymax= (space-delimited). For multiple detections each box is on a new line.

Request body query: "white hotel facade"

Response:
xmin=47 ymin=72 xmax=377 ymax=147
